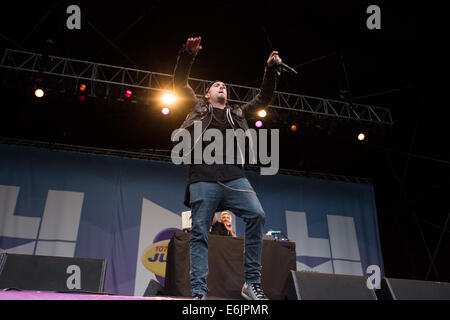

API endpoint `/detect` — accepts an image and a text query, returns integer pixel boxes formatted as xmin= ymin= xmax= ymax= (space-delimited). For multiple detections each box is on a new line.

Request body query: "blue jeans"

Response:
xmin=189 ymin=177 xmax=265 ymax=297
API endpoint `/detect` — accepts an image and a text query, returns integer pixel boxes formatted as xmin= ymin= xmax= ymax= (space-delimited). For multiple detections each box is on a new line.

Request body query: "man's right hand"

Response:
xmin=186 ymin=36 xmax=203 ymax=55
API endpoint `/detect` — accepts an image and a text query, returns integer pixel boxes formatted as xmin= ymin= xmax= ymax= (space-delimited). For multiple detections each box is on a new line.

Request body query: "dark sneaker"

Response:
xmin=192 ymin=293 xmax=206 ymax=300
xmin=241 ymin=282 xmax=269 ymax=300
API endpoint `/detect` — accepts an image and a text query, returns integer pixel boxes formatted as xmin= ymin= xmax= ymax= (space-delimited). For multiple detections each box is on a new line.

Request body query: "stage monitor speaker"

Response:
xmin=283 ymin=271 xmax=377 ymax=300
xmin=0 ymin=253 xmax=107 ymax=293
xmin=144 ymin=279 xmax=164 ymax=297
xmin=378 ymin=277 xmax=450 ymax=300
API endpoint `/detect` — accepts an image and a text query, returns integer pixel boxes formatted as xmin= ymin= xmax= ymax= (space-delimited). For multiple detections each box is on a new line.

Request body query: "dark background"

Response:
xmin=1 ymin=1 xmax=448 ymax=282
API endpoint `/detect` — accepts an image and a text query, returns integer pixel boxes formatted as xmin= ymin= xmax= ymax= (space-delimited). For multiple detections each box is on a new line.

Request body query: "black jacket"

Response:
xmin=173 ymin=45 xmax=280 ymax=134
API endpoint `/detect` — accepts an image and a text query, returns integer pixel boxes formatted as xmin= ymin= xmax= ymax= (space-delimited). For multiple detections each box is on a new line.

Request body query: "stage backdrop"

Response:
xmin=0 ymin=144 xmax=384 ymax=296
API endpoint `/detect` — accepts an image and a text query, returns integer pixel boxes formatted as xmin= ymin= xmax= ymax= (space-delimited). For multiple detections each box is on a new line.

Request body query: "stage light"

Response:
xmin=258 ymin=109 xmax=267 ymax=118
xmin=255 ymin=120 xmax=263 ymax=128
xmin=34 ymin=88 xmax=44 ymax=98
xmin=161 ymin=93 xmax=176 ymax=105
xmin=79 ymin=84 xmax=86 ymax=91
xmin=290 ymin=125 xmax=297 ymax=132
xmin=358 ymin=133 xmax=365 ymax=141
xmin=339 ymin=89 xmax=349 ymax=100
xmin=125 ymin=89 xmax=133 ymax=98
xmin=162 ymin=107 xmax=170 ymax=115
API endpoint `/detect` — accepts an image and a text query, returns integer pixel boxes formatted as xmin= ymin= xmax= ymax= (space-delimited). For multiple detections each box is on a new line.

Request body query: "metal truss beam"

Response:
xmin=1 ymin=48 xmax=393 ymax=125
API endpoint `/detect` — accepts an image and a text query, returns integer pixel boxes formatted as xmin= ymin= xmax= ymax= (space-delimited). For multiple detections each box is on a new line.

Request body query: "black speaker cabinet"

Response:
xmin=283 ymin=271 xmax=377 ymax=300
xmin=377 ymin=277 xmax=450 ymax=300
xmin=0 ymin=253 xmax=107 ymax=293
xmin=144 ymin=279 xmax=164 ymax=297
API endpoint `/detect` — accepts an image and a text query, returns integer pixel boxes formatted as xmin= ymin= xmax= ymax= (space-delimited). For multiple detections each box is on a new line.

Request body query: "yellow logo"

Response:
xmin=141 ymin=240 xmax=169 ymax=277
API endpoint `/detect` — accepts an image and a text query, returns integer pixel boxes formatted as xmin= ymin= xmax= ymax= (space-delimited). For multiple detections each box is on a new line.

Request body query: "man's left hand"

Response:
xmin=267 ymin=51 xmax=282 ymax=66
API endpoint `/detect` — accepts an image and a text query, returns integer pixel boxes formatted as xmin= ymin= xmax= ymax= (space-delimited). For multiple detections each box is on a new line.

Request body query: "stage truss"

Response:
xmin=1 ymin=48 xmax=393 ymax=125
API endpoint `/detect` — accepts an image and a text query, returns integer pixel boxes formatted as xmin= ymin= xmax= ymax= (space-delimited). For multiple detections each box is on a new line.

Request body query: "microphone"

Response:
xmin=272 ymin=57 xmax=298 ymax=75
